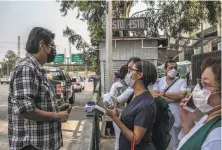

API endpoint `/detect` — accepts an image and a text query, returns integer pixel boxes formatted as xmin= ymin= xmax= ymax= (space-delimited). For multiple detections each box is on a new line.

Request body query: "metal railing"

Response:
xmin=76 ymin=78 xmax=101 ymax=150
xmin=191 ymin=50 xmax=221 ymax=86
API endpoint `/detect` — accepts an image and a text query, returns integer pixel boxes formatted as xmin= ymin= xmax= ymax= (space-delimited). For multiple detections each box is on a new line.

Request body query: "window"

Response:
xmin=46 ymin=71 xmax=64 ymax=81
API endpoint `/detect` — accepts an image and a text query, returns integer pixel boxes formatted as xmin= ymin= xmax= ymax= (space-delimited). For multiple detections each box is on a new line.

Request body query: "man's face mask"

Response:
xmin=41 ymin=41 xmax=57 ymax=63
xmin=47 ymin=48 xmax=56 ymax=63
xmin=167 ymin=68 xmax=178 ymax=78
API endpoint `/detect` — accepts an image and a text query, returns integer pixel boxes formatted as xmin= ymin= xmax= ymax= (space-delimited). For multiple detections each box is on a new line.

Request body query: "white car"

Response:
xmin=0 ymin=76 xmax=10 ymax=84
xmin=71 ymin=77 xmax=82 ymax=92
xmin=77 ymin=76 xmax=85 ymax=90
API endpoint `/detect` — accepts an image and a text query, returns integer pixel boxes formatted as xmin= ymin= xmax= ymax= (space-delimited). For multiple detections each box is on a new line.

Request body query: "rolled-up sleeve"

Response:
xmin=117 ymin=87 xmax=133 ymax=104
xmin=134 ymin=103 xmax=155 ymax=130
xmin=11 ymin=65 xmax=38 ymax=115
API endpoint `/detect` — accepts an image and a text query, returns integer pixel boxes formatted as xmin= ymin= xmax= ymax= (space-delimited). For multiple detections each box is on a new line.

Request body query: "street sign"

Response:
xmin=71 ymin=54 xmax=83 ymax=62
xmin=53 ymin=54 xmax=64 ymax=63
xmin=112 ymin=17 xmax=147 ymax=31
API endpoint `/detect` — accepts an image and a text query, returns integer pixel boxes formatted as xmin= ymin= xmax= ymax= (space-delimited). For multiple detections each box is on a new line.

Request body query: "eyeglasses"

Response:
xmin=48 ymin=44 xmax=56 ymax=49
xmin=197 ymin=78 xmax=220 ymax=89
xmin=128 ymin=66 xmax=139 ymax=72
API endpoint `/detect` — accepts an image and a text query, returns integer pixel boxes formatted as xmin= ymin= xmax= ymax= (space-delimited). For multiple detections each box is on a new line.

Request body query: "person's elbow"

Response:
xmin=135 ymin=138 xmax=141 ymax=145
xmin=133 ymin=127 xmax=147 ymax=145
xmin=135 ymin=135 xmax=143 ymax=145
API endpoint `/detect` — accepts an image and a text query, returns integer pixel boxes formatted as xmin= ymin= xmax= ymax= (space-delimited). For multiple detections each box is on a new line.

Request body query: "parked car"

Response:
xmin=44 ymin=67 xmax=75 ymax=105
xmin=71 ymin=76 xmax=82 ymax=92
xmin=0 ymin=76 xmax=10 ymax=84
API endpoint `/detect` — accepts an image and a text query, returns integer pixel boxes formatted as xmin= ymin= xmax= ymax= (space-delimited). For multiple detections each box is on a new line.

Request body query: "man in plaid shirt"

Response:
xmin=8 ymin=27 xmax=72 ymax=150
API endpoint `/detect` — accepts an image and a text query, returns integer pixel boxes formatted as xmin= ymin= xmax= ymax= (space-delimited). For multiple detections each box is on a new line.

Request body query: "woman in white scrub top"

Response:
xmin=178 ymin=57 xmax=221 ymax=150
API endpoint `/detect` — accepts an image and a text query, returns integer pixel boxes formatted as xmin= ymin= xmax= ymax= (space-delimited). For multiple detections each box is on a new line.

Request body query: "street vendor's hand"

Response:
xmin=104 ymin=100 xmax=119 ymax=120
xmin=59 ymin=103 xmax=70 ymax=111
xmin=66 ymin=104 xmax=72 ymax=114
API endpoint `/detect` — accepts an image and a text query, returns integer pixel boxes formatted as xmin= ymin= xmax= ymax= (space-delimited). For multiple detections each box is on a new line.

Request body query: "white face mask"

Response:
xmin=124 ymin=72 xmax=136 ymax=88
xmin=192 ymin=83 xmax=220 ymax=113
xmin=167 ymin=68 xmax=178 ymax=78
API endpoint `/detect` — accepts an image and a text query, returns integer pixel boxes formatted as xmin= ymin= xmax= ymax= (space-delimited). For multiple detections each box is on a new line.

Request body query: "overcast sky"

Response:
xmin=0 ymin=0 xmax=146 ymax=61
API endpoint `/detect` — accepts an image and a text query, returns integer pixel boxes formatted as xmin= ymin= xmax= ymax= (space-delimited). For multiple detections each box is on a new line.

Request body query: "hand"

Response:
xmin=55 ymin=111 xmax=69 ymax=122
xmin=180 ymin=97 xmax=200 ymax=133
xmin=160 ymin=95 xmax=170 ymax=101
xmin=104 ymin=99 xmax=119 ymax=120
xmin=59 ymin=103 xmax=70 ymax=111
xmin=66 ymin=104 xmax=72 ymax=114
xmin=159 ymin=91 xmax=165 ymax=96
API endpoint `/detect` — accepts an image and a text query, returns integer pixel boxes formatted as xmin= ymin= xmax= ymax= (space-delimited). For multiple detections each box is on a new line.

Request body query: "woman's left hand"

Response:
xmin=104 ymin=100 xmax=119 ymax=120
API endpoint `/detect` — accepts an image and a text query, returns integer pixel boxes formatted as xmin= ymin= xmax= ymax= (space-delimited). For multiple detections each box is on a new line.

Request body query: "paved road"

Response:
xmin=0 ymin=84 xmax=9 ymax=106
xmin=0 ymin=81 xmax=94 ymax=150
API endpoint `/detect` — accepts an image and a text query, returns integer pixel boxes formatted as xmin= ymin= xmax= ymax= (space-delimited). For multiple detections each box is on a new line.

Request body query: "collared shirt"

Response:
xmin=177 ymin=115 xmax=221 ymax=150
xmin=8 ymin=53 xmax=62 ymax=150
xmin=153 ymin=76 xmax=187 ymax=127
xmin=119 ymin=91 xmax=156 ymax=150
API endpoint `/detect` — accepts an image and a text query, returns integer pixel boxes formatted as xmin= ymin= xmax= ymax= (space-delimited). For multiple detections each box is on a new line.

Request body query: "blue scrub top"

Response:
xmin=119 ymin=91 xmax=156 ymax=150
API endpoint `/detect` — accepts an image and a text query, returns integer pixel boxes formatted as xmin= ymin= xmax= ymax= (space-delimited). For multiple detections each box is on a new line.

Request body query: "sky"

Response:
xmin=0 ymin=0 xmax=146 ymax=61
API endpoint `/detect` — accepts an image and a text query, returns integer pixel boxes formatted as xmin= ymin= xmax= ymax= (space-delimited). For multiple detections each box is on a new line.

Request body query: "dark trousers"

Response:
xmin=20 ymin=145 xmax=39 ymax=150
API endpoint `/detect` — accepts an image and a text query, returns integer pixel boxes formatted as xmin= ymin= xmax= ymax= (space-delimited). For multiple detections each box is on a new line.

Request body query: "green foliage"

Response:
xmin=136 ymin=1 xmax=221 ymax=37
xmin=63 ymin=27 xmax=100 ymax=74
xmin=60 ymin=1 xmax=106 ymax=41
xmin=60 ymin=0 xmax=135 ymax=40
xmin=0 ymin=50 xmax=19 ymax=76
xmin=60 ymin=0 xmax=221 ymax=39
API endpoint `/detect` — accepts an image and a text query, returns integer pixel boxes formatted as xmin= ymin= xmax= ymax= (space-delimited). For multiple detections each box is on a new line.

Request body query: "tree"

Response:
xmin=60 ymin=1 xmax=221 ymax=39
xmin=59 ymin=1 xmax=137 ymax=74
xmin=132 ymin=1 xmax=221 ymax=37
xmin=63 ymin=27 xmax=100 ymax=74
xmin=0 ymin=50 xmax=19 ymax=76
xmin=60 ymin=0 xmax=136 ymax=40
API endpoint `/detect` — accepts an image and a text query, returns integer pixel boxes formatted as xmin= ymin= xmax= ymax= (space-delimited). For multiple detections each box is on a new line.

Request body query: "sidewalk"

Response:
xmin=61 ymin=107 xmax=86 ymax=150
xmin=100 ymin=138 xmax=115 ymax=150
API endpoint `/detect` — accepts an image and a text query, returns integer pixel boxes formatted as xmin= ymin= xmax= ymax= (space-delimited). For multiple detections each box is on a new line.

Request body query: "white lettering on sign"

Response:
xmin=128 ymin=19 xmax=145 ymax=29
xmin=112 ymin=20 xmax=125 ymax=30
xmin=112 ymin=18 xmax=146 ymax=31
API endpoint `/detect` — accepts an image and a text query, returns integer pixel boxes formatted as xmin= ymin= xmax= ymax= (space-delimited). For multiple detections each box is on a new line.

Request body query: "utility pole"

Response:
xmin=105 ymin=0 xmax=113 ymax=92
xmin=6 ymin=59 xmax=9 ymax=76
xmin=68 ymin=42 xmax=71 ymax=76
xmin=200 ymin=6 xmax=204 ymax=54
xmin=67 ymin=57 xmax=70 ymax=74
xmin=69 ymin=42 xmax=72 ymax=60
xmin=200 ymin=22 xmax=204 ymax=54
xmin=18 ymin=36 xmax=20 ymax=58
xmin=64 ymin=48 xmax=66 ymax=62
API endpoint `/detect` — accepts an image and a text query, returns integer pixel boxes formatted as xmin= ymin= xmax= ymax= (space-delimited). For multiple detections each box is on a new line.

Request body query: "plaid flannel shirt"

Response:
xmin=8 ymin=53 xmax=63 ymax=150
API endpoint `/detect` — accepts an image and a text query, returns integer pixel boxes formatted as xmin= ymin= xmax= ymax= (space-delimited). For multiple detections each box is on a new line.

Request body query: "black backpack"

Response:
xmin=152 ymin=97 xmax=175 ymax=150
xmin=152 ymin=78 xmax=179 ymax=150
